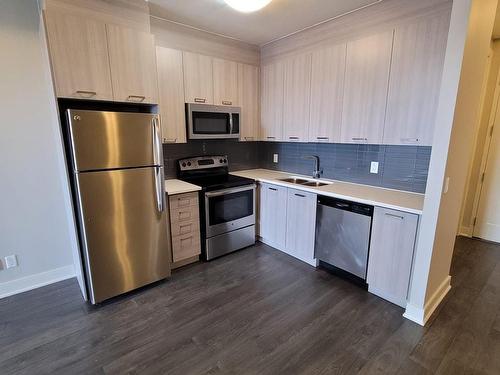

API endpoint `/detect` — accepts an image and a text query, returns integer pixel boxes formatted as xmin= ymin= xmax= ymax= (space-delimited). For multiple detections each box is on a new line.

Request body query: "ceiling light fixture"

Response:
xmin=224 ymin=0 xmax=272 ymax=13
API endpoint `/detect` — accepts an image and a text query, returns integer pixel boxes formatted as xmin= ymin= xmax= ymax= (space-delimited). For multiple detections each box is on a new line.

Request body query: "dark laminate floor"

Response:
xmin=1 ymin=237 xmax=500 ymax=374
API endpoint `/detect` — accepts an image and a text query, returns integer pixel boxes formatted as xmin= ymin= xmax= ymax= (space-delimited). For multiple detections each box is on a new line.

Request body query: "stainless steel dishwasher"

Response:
xmin=314 ymin=196 xmax=373 ymax=285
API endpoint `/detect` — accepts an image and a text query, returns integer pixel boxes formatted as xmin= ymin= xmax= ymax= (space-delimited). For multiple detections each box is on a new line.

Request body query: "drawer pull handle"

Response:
xmin=127 ymin=95 xmax=146 ymax=102
xmin=163 ymin=138 xmax=177 ymax=143
xmin=316 ymin=137 xmax=329 ymax=140
xmin=194 ymin=98 xmax=206 ymax=103
xmin=385 ymin=213 xmax=404 ymax=220
xmin=266 ymin=136 xmax=276 ymax=139
xmin=351 ymin=137 xmax=368 ymax=141
xmin=76 ymin=90 xmax=97 ymax=97
xmin=295 ymin=193 xmax=306 ymax=198
xmin=222 ymin=100 xmax=232 ymax=105
xmin=400 ymin=137 xmax=419 ymax=143
xmin=269 ymin=187 xmax=277 ymax=191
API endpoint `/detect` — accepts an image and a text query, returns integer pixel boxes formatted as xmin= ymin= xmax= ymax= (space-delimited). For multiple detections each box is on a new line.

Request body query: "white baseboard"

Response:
xmin=0 ymin=265 xmax=75 ymax=299
xmin=403 ymin=275 xmax=451 ymax=326
xmin=459 ymin=226 xmax=473 ymax=237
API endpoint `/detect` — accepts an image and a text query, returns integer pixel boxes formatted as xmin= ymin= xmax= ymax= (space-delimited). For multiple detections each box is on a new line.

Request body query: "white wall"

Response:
xmin=0 ymin=0 xmax=79 ymax=298
xmin=405 ymin=0 xmax=498 ymax=325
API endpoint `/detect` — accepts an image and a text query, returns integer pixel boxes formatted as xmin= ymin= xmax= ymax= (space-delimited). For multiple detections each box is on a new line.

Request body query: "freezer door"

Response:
xmin=68 ymin=110 xmax=162 ymax=171
xmin=75 ymin=167 xmax=170 ymax=303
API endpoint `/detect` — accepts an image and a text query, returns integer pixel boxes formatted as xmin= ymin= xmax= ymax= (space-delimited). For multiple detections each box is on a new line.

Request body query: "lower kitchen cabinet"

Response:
xmin=168 ymin=192 xmax=201 ymax=268
xmin=259 ymin=183 xmax=287 ymax=250
xmin=285 ymin=189 xmax=317 ymax=266
xmin=367 ymin=207 xmax=419 ymax=307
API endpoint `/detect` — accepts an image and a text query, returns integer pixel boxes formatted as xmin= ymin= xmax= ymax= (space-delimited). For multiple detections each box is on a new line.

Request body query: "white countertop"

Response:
xmin=165 ymin=179 xmax=201 ymax=196
xmin=231 ymin=169 xmax=424 ymax=214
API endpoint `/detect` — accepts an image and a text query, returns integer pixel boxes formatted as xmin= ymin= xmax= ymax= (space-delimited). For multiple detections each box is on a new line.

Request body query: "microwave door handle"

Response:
xmin=229 ymin=113 xmax=233 ymax=135
xmin=152 ymin=116 xmax=162 ymax=166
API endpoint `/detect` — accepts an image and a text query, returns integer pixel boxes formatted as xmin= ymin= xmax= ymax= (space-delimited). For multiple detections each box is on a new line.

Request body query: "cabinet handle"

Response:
xmin=294 ymin=193 xmax=306 ymax=198
xmin=222 ymin=100 xmax=232 ymax=105
xmin=194 ymin=98 xmax=206 ymax=103
xmin=76 ymin=90 xmax=97 ymax=97
xmin=289 ymin=136 xmax=299 ymax=140
xmin=400 ymin=137 xmax=419 ymax=143
xmin=385 ymin=212 xmax=404 ymax=220
xmin=127 ymin=95 xmax=146 ymax=102
xmin=352 ymin=137 xmax=368 ymax=141
xmin=269 ymin=187 xmax=277 ymax=191
xmin=266 ymin=136 xmax=276 ymax=139
xmin=163 ymin=138 xmax=177 ymax=143
xmin=316 ymin=137 xmax=329 ymax=140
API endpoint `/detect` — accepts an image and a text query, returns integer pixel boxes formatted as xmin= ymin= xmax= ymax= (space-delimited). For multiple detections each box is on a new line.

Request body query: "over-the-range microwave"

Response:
xmin=186 ymin=103 xmax=240 ymax=140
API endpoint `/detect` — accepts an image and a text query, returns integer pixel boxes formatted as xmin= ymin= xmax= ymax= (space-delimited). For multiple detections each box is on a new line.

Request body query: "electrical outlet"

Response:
xmin=370 ymin=161 xmax=379 ymax=174
xmin=273 ymin=153 xmax=279 ymax=163
xmin=5 ymin=255 xmax=18 ymax=269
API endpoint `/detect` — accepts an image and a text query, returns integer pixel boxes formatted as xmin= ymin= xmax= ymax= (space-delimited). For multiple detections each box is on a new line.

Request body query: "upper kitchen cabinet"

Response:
xmin=341 ymin=31 xmax=393 ymax=144
xmin=309 ymin=43 xmax=346 ymax=143
xmin=156 ymin=47 xmax=186 ymax=144
xmin=44 ymin=10 xmax=113 ymax=101
xmin=106 ymin=24 xmax=158 ymax=104
xmin=238 ymin=63 xmax=260 ymax=142
xmin=261 ymin=61 xmax=285 ymax=141
xmin=384 ymin=13 xmax=450 ymax=146
xmin=213 ymin=58 xmax=238 ymax=106
xmin=182 ymin=51 xmax=214 ymax=104
xmin=283 ymin=53 xmax=312 ymax=142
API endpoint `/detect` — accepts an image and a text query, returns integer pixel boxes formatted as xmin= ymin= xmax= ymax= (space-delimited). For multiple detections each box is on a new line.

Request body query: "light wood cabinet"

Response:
xmin=341 ymin=31 xmax=393 ymax=144
xmin=309 ymin=43 xmax=346 ymax=143
xmin=238 ymin=63 xmax=260 ymax=141
xmin=367 ymin=207 xmax=419 ymax=307
xmin=44 ymin=10 xmax=113 ymax=101
xmin=261 ymin=61 xmax=285 ymax=141
xmin=283 ymin=53 xmax=312 ymax=142
xmin=106 ymin=24 xmax=158 ymax=104
xmin=384 ymin=14 xmax=449 ymax=146
xmin=182 ymin=51 xmax=213 ymax=104
xmin=213 ymin=58 xmax=238 ymax=106
xmin=259 ymin=183 xmax=287 ymax=250
xmin=156 ymin=47 xmax=186 ymax=144
xmin=285 ymin=189 xmax=317 ymax=266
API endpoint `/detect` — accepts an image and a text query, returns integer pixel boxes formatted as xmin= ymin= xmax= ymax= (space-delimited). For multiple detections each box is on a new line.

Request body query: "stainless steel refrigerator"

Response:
xmin=67 ymin=109 xmax=170 ymax=304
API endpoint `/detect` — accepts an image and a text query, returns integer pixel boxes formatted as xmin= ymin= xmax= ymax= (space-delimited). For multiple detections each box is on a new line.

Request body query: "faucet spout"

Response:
xmin=302 ymin=155 xmax=323 ymax=179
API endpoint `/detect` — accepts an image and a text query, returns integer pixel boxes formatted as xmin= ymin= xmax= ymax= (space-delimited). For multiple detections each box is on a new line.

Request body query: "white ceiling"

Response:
xmin=148 ymin=0 xmax=383 ymax=46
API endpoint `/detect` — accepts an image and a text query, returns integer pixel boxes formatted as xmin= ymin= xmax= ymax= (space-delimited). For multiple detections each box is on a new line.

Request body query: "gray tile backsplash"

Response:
xmin=163 ymin=141 xmax=431 ymax=193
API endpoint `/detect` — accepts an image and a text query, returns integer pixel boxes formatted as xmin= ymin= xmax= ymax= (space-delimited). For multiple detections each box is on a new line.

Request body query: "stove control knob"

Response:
xmin=219 ymin=159 xmax=223 ymax=163
xmin=223 ymin=159 xmax=227 ymax=163
xmin=187 ymin=162 xmax=192 ymax=166
xmin=182 ymin=162 xmax=186 ymax=167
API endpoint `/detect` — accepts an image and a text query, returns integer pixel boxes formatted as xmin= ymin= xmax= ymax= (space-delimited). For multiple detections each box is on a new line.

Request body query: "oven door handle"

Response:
xmin=205 ymin=184 xmax=256 ymax=198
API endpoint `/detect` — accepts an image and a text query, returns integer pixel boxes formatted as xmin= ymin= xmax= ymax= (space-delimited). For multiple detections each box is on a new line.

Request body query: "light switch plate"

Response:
xmin=273 ymin=153 xmax=279 ymax=163
xmin=5 ymin=255 xmax=18 ymax=269
xmin=370 ymin=161 xmax=379 ymax=174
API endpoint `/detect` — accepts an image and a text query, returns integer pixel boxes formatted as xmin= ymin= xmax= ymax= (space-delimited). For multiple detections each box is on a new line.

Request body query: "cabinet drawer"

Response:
xmin=169 ymin=192 xmax=199 ymax=210
xmin=171 ymin=220 xmax=200 ymax=237
xmin=172 ymin=233 xmax=201 ymax=262
xmin=170 ymin=205 xmax=199 ymax=223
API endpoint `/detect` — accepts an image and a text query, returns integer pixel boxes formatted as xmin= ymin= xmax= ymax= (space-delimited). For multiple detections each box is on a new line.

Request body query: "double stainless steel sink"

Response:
xmin=278 ymin=177 xmax=332 ymax=187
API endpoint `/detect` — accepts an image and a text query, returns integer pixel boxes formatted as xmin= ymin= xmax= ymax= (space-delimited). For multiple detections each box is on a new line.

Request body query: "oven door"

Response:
xmin=187 ymin=103 xmax=240 ymax=139
xmin=205 ymin=185 xmax=255 ymax=237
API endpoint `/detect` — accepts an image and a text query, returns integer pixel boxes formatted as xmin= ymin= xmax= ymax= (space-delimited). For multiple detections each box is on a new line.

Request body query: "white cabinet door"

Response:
xmin=106 ymin=24 xmax=158 ymax=104
xmin=183 ymin=51 xmax=213 ymax=104
xmin=309 ymin=43 xmax=346 ymax=143
xmin=238 ymin=63 xmax=260 ymax=142
xmin=156 ymin=47 xmax=186 ymax=144
xmin=283 ymin=53 xmax=312 ymax=142
xmin=213 ymin=58 xmax=238 ymax=106
xmin=285 ymin=189 xmax=317 ymax=266
xmin=384 ymin=13 xmax=450 ymax=146
xmin=341 ymin=31 xmax=393 ymax=144
xmin=367 ymin=207 xmax=419 ymax=307
xmin=259 ymin=183 xmax=287 ymax=250
xmin=44 ymin=10 xmax=113 ymax=101
xmin=261 ymin=61 xmax=285 ymax=141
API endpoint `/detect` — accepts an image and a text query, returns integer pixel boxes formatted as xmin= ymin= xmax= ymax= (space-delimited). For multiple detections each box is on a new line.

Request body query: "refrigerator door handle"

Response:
xmin=155 ymin=166 xmax=165 ymax=212
xmin=152 ymin=116 xmax=162 ymax=166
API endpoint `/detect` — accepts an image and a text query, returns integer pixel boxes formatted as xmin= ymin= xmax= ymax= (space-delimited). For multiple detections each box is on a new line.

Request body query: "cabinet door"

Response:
xmin=367 ymin=207 xmax=419 ymax=307
xmin=384 ymin=13 xmax=449 ymax=146
xmin=341 ymin=31 xmax=393 ymax=144
xmin=238 ymin=63 xmax=260 ymax=141
xmin=156 ymin=47 xmax=186 ymax=144
xmin=44 ymin=10 xmax=113 ymax=101
xmin=259 ymin=183 xmax=287 ymax=250
xmin=213 ymin=58 xmax=238 ymax=106
xmin=285 ymin=189 xmax=317 ymax=266
xmin=309 ymin=43 xmax=346 ymax=143
xmin=261 ymin=61 xmax=285 ymax=141
xmin=183 ymin=51 xmax=213 ymax=104
xmin=283 ymin=54 xmax=312 ymax=142
xmin=106 ymin=24 xmax=158 ymax=104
